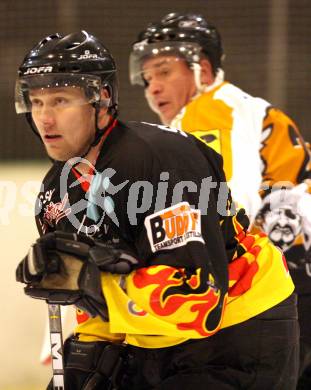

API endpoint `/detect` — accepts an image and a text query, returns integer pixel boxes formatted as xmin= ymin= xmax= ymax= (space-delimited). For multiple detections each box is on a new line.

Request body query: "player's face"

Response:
xmin=29 ymin=87 xmax=96 ymax=161
xmin=142 ymin=56 xmax=196 ymax=125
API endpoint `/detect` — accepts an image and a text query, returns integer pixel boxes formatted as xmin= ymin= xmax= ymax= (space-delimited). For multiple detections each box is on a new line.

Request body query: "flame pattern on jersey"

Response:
xmin=76 ymin=308 xmax=90 ymax=324
xmin=220 ymin=209 xmax=293 ymax=328
xmin=131 ymin=266 xmax=224 ymax=337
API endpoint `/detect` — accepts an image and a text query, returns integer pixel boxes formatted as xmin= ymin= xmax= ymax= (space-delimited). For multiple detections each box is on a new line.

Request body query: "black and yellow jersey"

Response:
xmin=35 ymin=120 xmax=293 ymax=348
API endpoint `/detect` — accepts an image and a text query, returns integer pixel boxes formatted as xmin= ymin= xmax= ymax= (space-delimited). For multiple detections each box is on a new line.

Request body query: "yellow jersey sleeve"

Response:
xmin=260 ymin=107 xmax=311 ymax=193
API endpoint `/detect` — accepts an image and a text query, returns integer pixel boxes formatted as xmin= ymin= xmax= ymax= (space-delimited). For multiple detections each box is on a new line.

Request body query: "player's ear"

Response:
xmin=97 ymin=88 xmax=110 ymax=123
xmin=100 ymin=88 xmax=110 ymax=110
xmin=199 ymin=58 xmax=214 ymax=85
xmin=101 ymin=88 xmax=110 ymax=100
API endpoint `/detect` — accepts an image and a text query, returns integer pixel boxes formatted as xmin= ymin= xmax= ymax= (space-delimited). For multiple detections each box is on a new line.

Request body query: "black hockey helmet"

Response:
xmin=130 ymin=12 xmax=224 ymax=86
xmin=15 ymin=30 xmax=118 ymax=116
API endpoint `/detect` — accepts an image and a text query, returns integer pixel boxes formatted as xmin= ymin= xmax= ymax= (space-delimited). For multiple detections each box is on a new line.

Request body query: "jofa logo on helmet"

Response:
xmin=78 ymin=50 xmax=98 ymax=60
xmin=24 ymin=66 xmax=53 ymax=75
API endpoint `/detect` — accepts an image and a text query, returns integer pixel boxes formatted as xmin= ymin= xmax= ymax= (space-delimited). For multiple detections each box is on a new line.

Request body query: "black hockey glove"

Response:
xmin=16 ymin=231 xmax=139 ymax=319
xmin=16 ymin=231 xmax=90 ymax=285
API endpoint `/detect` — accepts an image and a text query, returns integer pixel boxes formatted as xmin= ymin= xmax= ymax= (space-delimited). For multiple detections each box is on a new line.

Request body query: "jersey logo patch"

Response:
xmin=145 ymin=202 xmax=204 ymax=253
xmin=42 ymin=193 xmax=71 ymax=232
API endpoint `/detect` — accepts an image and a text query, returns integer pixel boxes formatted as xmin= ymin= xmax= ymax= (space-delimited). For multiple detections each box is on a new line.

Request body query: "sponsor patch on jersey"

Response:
xmin=145 ymin=202 xmax=204 ymax=253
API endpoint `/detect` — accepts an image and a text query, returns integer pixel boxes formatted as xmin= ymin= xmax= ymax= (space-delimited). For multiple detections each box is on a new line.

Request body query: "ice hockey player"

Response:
xmin=16 ymin=30 xmax=298 ymax=389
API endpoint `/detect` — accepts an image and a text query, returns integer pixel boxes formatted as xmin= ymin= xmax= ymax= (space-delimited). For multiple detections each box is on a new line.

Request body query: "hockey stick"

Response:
xmin=48 ymin=303 xmax=65 ymax=390
xmin=41 ymin=306 xmax=74 ymax=365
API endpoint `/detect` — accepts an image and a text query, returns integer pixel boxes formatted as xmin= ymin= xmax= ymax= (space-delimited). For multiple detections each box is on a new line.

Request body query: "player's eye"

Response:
xmin=54 ymin=97 xmax=69 ymax=106
xmin=143 ymin=72 xmax=152 ymax=84
xmin=30 ymin=98 xmax=43 ymax=108
xmin=158 ymin=66 xmax=171 ymax=77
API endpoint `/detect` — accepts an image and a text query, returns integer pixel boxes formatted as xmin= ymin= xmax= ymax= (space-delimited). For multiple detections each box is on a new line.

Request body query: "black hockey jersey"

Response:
xmin=35 ymin=120 xmax=293 ymax=348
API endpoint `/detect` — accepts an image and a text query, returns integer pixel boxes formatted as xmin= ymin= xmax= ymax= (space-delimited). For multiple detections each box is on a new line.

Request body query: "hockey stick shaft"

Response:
xmin=48 ymin=303 xmax=65 ymax=390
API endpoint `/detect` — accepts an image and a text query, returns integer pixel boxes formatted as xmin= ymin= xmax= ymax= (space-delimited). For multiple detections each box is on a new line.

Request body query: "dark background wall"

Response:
xmin=1 ymin=0 xmax=310 ymax=160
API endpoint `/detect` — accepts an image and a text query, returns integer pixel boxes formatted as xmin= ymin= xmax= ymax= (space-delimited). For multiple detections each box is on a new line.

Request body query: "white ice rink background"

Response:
xmin=0 ymin=162 xmax=75 ymax=390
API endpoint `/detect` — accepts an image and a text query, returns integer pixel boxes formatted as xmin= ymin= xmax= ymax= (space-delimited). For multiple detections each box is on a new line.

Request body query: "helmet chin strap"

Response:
xmin=191 ymin=63 xmax=205 ymax=93
xmin=26 ymin=112 xmax=41 ymax=139
xmin=169 ymin=66 xmax=225 ymax=129
xmin=191 ymin=63 xmax=225 ymax=95
xmin=80 ymin=102 xmax=116 ymax=158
